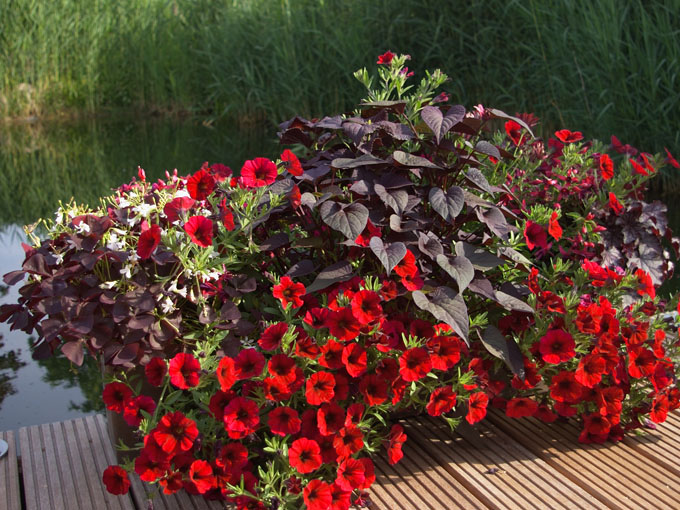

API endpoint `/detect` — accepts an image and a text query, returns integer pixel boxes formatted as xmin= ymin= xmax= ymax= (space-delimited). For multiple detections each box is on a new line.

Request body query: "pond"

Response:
xmin=0 ymin=117 xmax=279 ymax=431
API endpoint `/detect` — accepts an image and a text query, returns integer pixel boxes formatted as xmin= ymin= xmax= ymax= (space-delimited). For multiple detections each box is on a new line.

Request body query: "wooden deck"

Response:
xmin=2 ymin=411 xmax=680 ymax=510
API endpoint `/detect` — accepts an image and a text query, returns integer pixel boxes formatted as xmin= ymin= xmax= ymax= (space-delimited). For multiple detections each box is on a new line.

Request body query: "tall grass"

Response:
xmin=1 ymin=0 xmax=679 ymax=153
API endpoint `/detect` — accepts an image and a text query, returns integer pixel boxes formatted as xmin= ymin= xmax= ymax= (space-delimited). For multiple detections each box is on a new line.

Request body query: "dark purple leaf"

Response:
xmin=125 ymin=290 xmax=155 ymax=313
xmin=219 ymin=302 xmax=241 ymax=322
xmin=429 ymin=186 xmax=464 ymax=223
xmin=474 ymin=141 xmax=501 ymax=160
xmin=349 ymin=180 xmax=373 ymax=195
xmin=629 ymin=234 xmax=665 ymax=284
xmin=369 ymin=237 xmax=407 ymax=275
xmin=377 ymin=174 xmax=413 ymax=189
xmin=319 ymin=201 xmax=369 ymax=240
xmin=342 ymin=121 xmax=377 ymax=145
xmin=259 ymin=233 xmax=290 ymax=251
xmin=497 ymin=246 xmax=533 ymax=268
xmin=455 ymin=242 xmax=505 ymax=271
xmin=299 ymin=164 xmax=331 ymax=182
xmin=479 ymin=326 xmax=525 ymax=379
xmin=418 ymin=232 xmax=444 ymax=259
xmin=390 ymin=215 xmax=419 ymax=232
xmin=331 ymin=154 xmax=384 ymax=170
xmin=3 ymin=270 xmax=25 ymax=285
xmin=468 ymin=278 xmax=496 ymax=300
xmin=306 ymin=260 xmax=354 ymax=294
xmin=463 ymin=191 xmax=494 ymax=209
xmin=113 ymin=343 xmax=139 ymax=366
xmin=493 ymin=290 xmax=534 ymax=313
xmin=285 ymin=260 xmax=316 ymax=278
xmin=436 ymin=255 xmax=474 ymax=293
xmin=412 ymin=287 xmax=468 ymax=342
xmin=375 ymin=121 xmax=415 ymax=141
xmin=314 ymin=115 xmax=343 ymax=129
xmin=128 ymin=314 xmax=155 ymax=330
xmin=475 ymin=207 xmax=512 ymax=240
xmin=23 ymin=253 xmax=50 ymax=276
xmin=374 ymin=184 xmax=408 ymax=215
xmin=487 ymin=108 xmax=535 ymax=138
xmin=359 ymin=100 xmax=406 ymax=116
xmin=421 ymin=105 xmax=466 ymax=144
xmin=392 ymin=151 xmax=441 ymax=169
xmin=464 ymin=168 xmax=494 ymax=195
xmin=61 ymin=340 xmax=85 ymax=366
xmin=199 ymin=305 xmax=217 ymax=325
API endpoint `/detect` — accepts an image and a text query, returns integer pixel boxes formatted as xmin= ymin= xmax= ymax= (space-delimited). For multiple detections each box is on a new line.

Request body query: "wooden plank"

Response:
xmin=0 ymin=430 xmax=21 ymax=510
xmin=19 ymin=424 xmax=50 ymax=510
xmin=487 ymin=410 xmax=675 ymax=509
xmin=51 ymin=422 xmax=80 ymax=510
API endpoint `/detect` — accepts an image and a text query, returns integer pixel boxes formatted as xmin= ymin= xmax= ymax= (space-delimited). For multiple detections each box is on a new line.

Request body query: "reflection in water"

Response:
xmin=0 ymin=334 xmax=27 ymax=410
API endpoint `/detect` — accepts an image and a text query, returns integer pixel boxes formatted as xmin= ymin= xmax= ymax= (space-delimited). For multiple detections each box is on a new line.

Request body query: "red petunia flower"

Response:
xmin=399 ymin=347 xmax=432 ymax=382
xmin=599 ymin=153 xmax=614 ymax=180
xmin=342 ymin=343 xmax=367 ymax=378
xmin=611 ymin=135 xmax=637 ymax=156
xmin=304 ymin=479 xmax=333 ymax=510
xmin=554 ymin=129 xmax=583 ymax=143
xmin=428 ymin=335 xmax=463 ymax=370
xmin=426 ymin=387 xmax=457 ymax=416
xmin=317 ymin=402 xmax=345 ymax=436
xmin=102 ymin=381 xmax=132 ymax=413
xmin=223 ymin=396 xmax=260 ymax=439
xmin=209 ymin=162 xmax=232 ymax=182
xmin=630 ymin=157 xmax=650 ymax=176
xmin=535 ymin=404 xmax=558 ymax=423
xmin=189 ymin=460 xmax=216 ymax=494
xmin=209 ymin=390 xmax=234 ymax=420
xmin=168 ymin=352 xmax=201 ymax=389
xmin=273 ymin=276 xmax=306 ymax=309
xmin=280 ymin=149 xmax=303 ymax=176
xmin=665 ymin=147 xmax=680 ymax=169
xmin=145 ymin=357 xmax=167 ymax=387
xmin=350 ymin=289 xmax=383 ymax=325
xmin=650 ymin=393 xmax=670 ymax=423
xmin=376 ymin=51 xmax=395 ymax=65
xmin=575 ymin=353 xmax=606 ymax=388
xmin=218 ymin=198 xmax=235 ymax=231
xmin=401 ymin=272 xmax=424 ymax=291
xmin=539 ymin=329 xmax=576 ymax=364
xmin=184 ymin=215 xmax=213 ymax=247
xmin=505 ymin=397 xmax=538 ymax=419
xmin=336 ymin=457 xmax=365 ymax=491
xmin=103 ymin=465 xmax=130 ymax=495
xmin=268 ymin=353 xmax=297 ymax=383
xmin=505 ymin=120 xmax=525 ymax=146
xmin=359 ymin=374 xmax=389 ymax=406
xmin=608 ymin=192 xmax=624 ymax=216
xmin=524 ymin=220 xmax=549 ymax=251
xmin=583 ymin=412 xmax=611 ymax=436
xmin=548 ymin=211 xmax=562 ymax=241
xmin=319 ymin=339 xmax=345 ymax=369
xmin=334 ymin=424 xmax=364 ymax=459
xmin=216 ymin=356 xmax=236 ymax=391
xmin=466 ymin=392 xmax=489 ymax=425
xmin=330 ymin=481 xmax=352 ymax=510
xmin=163 ymin=196 xmax=195 ymax=223
xmin=134 ymin=450 xmax=170 ymax=482
xmin=386 ymin=424 xmax=407 ymax=465
xmin=628 ymin=347 xmax=656 ymax=378
xmin=550 ymin=371 xmax=583 ymax=403
xmin=290 ymin=438 xmax=322 ymax=474
xmin=394 ymin=250 xmax=418 ymax=277
xmin=256 ymin=322 xmax=287 ymax=351
xmin=240 ymin=157 xmax=277 ymax=188
xmin=137 ymin=223 xmax=161 ymax=259
xmin=234 ymin=348 xmax=265 ymax=380
xmin=216 ymin=442 xmax=249 ymax=472
xmin=123 ymin=395 xmax=156 ymax=427
xmin=597 ymin=386 xmax=623 ymax=417
xmin=355 ymin=219 xmax=382 ymax=247
xmin=153 ymin=411 xmax=199 ymax=453
xmin=327 ymin=307 xmax=361 ymax=342
xmin=186 ymin=169 xmax=215 ymax=201
xmin=159 ymin=471 xmax=183 ymax=495
xmin=306 ymin=371 xmax=336 ymax=405
xmin=268 ymin=406 xmax=301 ymax=436
xmin=635 ymin=269 xmax=656 ymax=299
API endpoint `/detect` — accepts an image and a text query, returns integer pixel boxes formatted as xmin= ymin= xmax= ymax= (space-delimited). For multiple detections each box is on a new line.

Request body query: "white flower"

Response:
xmin=106 ymin=232 xmax=124 ymax=251
xmin=54 ymin=253 xmax=64 ymax=264
xmin=132 ymin=203 xmax=155 ymax=217
xmin=175 ymin=189 xmax=190 ymax=198
xmin=99 ymin=281 xmax=117 ymax=290
xmin=160 ymin=297 xmax=175 ymax=314
xmin=118 ymin=197 xmax=131 ymax=208
xmin=75 ymin=222 xmax=91 ymax=235
xmin=168 ymin=280 xmax=188 ymax=298
xmin=55 ymin=210 xmax=64 ymax=225
xmin=120 ymin=264 xmax=133 ymax=279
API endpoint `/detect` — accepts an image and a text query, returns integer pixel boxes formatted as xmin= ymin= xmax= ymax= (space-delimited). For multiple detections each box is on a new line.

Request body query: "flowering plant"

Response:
xmin=3 ymin=53 xmax=680 ymax=509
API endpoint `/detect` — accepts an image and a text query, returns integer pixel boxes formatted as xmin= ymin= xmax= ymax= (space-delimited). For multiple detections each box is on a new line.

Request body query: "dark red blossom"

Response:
xmin=319 ymin=339 xmax=345 ymax=369
xmin=268 ymin=406 xmax=301 ymax=436
xmin=103 ymin=465 xmax=130 ymax=495
xmin=280 ymin=149 xmax=303 ymax=176
xmin=137 ymin=223 xmax=161 ymax=259
xmin=168 ymin=352 xmax=201 ymax=389
xmin=304 ymin=479 xmax=333 ymax=510
xmin=550 ymin=371 xmax=583 ymax=403
xmin=386 ymin=424 xmax=407 ymax=465
xmin=399 ymin=347 xmax=432 ymax=382
xmin=628 ymin=347 xmax=656 ymax=378
xmin=539 ymin=329 xmax=576 ymax=364
xmin=376 ymin=51 xmax=395 ymax=65
xmin=189 ymin=460 xmax=216 ymax=494
xmin=523 ymin=221 xmax=549 ymax=251
xmin=426 ymin=387 xmax=457 ymax=416
xmin=186 ymin=169 xmax=215 ymax=200
xmin=599 ymin=153 xmax=614 ymax=180
xmin=575 ymin=353 xmax=606 ymax=388
xmin=359 ymin=374 xmax=389 ymax=406
xmin=611 ymin=135 xmax=637 ymax=156
xmin=216 ymin=442 xmax=248 ymax=472
xmin=394 ymin=250 xmax=417 ymax=277
xmin=317 ymin=402 xmax=346 ymax=436
xmin=123 ymin=395 xmax=156 ymax=427
xmin=327 ymin=307 xmax=361 ymax=341
xmin=134 ymin=450 xmax=170 ymax=482
xmin=290 ymin=438 xmax=322 ymax=474
xmin=258 ymin=322 xmax=289 ymax=351
xmin=665 ymin=147 xmax=680 ymax=169
xmin=306 ymin=371 xmax=336 ymax=405
xmin=350 ymin=289 xmax=382 ymax=325
xmin=555 ymin=129 xmax=583 ymax=143
xmin=184 ymin=215 xmax=213 ymax=247
xmin=234 ymin=348 xmax=265 ymax=380
xmin=153 ymin=411 xmax=198 ymax=453
xmin=337 ymin=457 xmax=365 ymax=491
xmin=273 ymin=276 xmax=306 ymax=309
xmin=342 ymin=343 xmax=367 ymax=377
xmin=102 ymin=382 xmax=132 ymax=413
xmin=650 ymin=393 xmax=670 ymax=423
xmin=240 ymin=157 xmax=277 ymax=188
xmin=334 ymin=425 xmax=364 ymax=459
xmin=428 ymin=335 xmax=463 ymax=370
xmin=163 ymin=196 xmax=195 ymax=223
xmin=505 ymin=120 xmax=525 ymax=146
xmin=217 ymin=356 xmax=236 ymax=391
xmin=268 ymin=353 xmax=297 ymax=383
xmin=548 ymin=211 xmax=562 ymax=240
xmin=330 ymin=482 xmax=352 ymax=510
xmin=466 ymin=392 xmax=489 ymax=425
xmin=145 ymin=357 xmax=167 ymax=387
xmin=223 ymin=397 xmax=260 ymax=439
xmin=635 ymin=269 xmax=655 ymax=299
xmin=505 ymin=397 xmax=538 ymax=418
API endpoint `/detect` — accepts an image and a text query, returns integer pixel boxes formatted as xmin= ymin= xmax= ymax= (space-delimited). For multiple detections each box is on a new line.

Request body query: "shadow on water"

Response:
xmin=0 ymin=117 xmax=280 ymax=429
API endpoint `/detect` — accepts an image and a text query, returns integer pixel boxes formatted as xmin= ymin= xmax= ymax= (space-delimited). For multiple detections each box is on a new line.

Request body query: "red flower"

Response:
xmin=103 ymin=465 xmax=130 ymax=495
xmin=548 ymin=211 xmax=562 ymax=241
xmin=523 ymin=221 xmax=549 ymax=251
xmin=189 ymin=460 xmax=216 ymax=494
xmin=426 ymin=387 xmax=457 ymax=416
xmin=505 ymin=397 xmax=538 ymax=419
xmin=186 ymin=169 xmax=215 ymax=200
xmin=218 ymin=198 xmax=235 ymax=231
xmin=137 ymin=223 xmax=161 ymax=259
xmin=317 ymin=402 xmax=345 ymax=436
xmin=209 ymin=162 xmax=232 ymax=182
xmin=611 ymin=135 xmax=637 ymax=156
xmin=184 ymin=215 xmax=214 ymax=247
xmin=575 ymin=353 xmax=606 ymax=388
xmin=583 ymin=412 xmax=611 ymax=436
xmin=268 ymin=406 xmax=301 ymax=436
xmin=258 ymin=322 xmax=289 ymax=351
xmin=273 ymin=276 xmax=306 ymax=309
xmin=330 ymin=482 xmax=352 ymax=510
xmin=217 ymin=356 xmax=236 ymax=391
xmin=123 ymin=395 xmax=156 ymax=427
xmin=240 ymin=157 xmax=277 ymax=188
xmin=539 ymin=329 xmax=576 ymax=364
xmin=428 ymin=335 xmax=463 ymax=370
xmin=334 ymin=425 xmax=364 ymax=459
xmin=597 ymin=386 xmax=623 ymax=416
xmin=327 ymin=307 xmax=361 ymax=342
xmin=216 ymin=443 xmax=248 ymax=472
xmin=628 ymin=347 xmax=656 ymax=378
xmin=394 ymin=250 xmax=417 ymax=277
xmin=650 ymin=393 xmax=670 ymax=423
xmin=630 ymin=157 xmax=650 ymax=176
xmin=354 ymin=219 xmax=382 ymax=247
xmin=223 ymin=397 xmax=260 ymax=439
xmin=134 ymin=450 xmax=170 ymax=482
xmin=159 ymin=471 xmax=183 ymax=495
xmin=209 ymin=390 xmax=234 ymax=419
xmin=376 ymin=51 xmax=395 ymax=65
xmin=599 ymin=153 xmax=614 ymax=180
xmin=386 ymin=424 xmax=407 ymax=465
xmin=319 ymin=339 xmax=345 ymax=369
xmin=466 ymin=392 xmax=489 ymax=425
xmin=168 ymin=352 xmax=201 ymax=389
xmin=350 ymin=289 xmax=382 ymax=325
xmin=153 ymin=411 xmax=198 ymax=453
xmin=336 ymin=458 xmax=365 ymax=491
xmin=145 ymin=357 xmax=167 ymax=387
xmin=290 ymin=438 xmax=322 ymax=474
xmin=665 ymin=147 xmax=680 ymax=169
xmin=399 ymin=347 xmax=432 ymax=382
xmin=303 ymin=479 xmax=333 ymax=510
xmin=505 ymin=120 xmax=525 ymax=146
xmin=234 ymin=348 xmax=265 ymax=380
xmin=554 ymin=129 xmax=583 ymax=143
xmin=550 ymin=371 xmax=583 ymax=403
xmin=268 ymin=353 xmax=297 ymax=383
xmin=306 ymin=371 xmax=336 ymax=405
xmin=163 ymin=196 xmax=195 ymax=223
xmin=281 ymin=149 xmax=303 ymax=176
xmin=635 ymin=269 xmax=655 ymax=299
xmin=102 ymin=382 xmax=132 ymax=413
xmin=342 ymin=343 xmax=367 ymax=378
xmin=359 ymin=374 xmax=389 ymax=406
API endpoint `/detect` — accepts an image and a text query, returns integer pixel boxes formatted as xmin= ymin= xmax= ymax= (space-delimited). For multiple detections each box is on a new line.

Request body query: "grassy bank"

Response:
xmin=1 ymin=0 xmax=679 ymax=153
